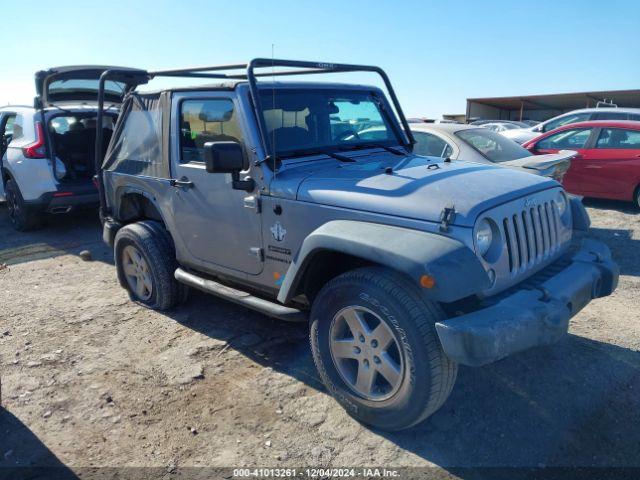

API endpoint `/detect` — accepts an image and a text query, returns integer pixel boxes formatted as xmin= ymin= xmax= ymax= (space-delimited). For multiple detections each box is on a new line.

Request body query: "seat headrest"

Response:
xmin=271 ymin=127 xmax=312 ymax=150
xmin=68 ymin=121 xmax=85 ymax=132
xmin=609 ymin=129 xmax=628 ymax=146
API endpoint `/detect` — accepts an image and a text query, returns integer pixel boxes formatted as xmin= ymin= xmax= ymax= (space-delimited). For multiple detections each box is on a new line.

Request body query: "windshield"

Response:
xmin=456 ymin=128 xmax=532 ymax=163
xmin=258 ymin=89 xmax=400 ymax=158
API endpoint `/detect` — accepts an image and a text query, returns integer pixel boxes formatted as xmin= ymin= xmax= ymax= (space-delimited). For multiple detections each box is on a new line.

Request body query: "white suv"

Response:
xmin=0 ymin=66 xmax=132 ymax=230
xmin=501 ymin=107 xmax=640 ymax=144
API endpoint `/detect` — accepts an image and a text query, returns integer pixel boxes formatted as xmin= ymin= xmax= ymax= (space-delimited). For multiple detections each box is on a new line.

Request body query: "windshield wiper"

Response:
xmin=338 ymin=143 xmax=407 ymax=156
xmin=279 ymin=148 xmax=355 ymax=162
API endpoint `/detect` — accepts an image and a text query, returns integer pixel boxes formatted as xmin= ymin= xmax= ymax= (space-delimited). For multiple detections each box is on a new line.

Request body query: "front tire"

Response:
xmin=634 ymin=186 xmax=640 ymax=209
xmin=5 ymin=179 xmax=43 ymax=231
xmin=114 ymin=220 xmax=187 ymax=310
xmin=310 ymin=267 xmax=457 ymax=431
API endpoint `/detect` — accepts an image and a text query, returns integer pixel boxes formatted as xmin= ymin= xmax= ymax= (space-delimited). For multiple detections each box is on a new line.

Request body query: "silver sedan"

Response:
xmin=408 ymin=122 xmax=576 ymax=180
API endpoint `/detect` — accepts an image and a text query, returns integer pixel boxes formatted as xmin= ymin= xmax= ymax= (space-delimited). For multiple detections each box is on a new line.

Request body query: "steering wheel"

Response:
xmin=338 ymin=129 xmax=361 ymax=141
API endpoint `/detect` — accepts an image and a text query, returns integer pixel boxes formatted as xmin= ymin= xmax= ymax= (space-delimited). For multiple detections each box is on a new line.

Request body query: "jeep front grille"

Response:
xmin=502 ymin=200 xmax=561 ymax=273
xmin=477 ymin=187 xmax=572 ymax=296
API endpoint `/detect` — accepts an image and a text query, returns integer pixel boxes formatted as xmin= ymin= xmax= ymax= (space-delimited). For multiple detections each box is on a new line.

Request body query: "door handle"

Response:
xmin=170 ymin=177 xmax=194 ymax=188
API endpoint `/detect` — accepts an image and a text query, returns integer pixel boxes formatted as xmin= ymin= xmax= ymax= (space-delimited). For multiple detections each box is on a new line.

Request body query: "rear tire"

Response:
xmin=5 ymin=179 xmax=43 ymax=231
xmin=634 ymin=186 xmax=640 ymax=209
xmin=114 ymin=220 xmax=187 ymax=310
xmin=310 ymin=267 xmax=457 ymax=431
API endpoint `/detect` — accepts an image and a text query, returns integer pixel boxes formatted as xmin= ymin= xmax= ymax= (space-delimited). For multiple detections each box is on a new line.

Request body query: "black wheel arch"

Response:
xmin=295 ymin=249 xmax=376 ymax=304
xmin=116 ymin=190 xmax=165 ymax=225
xmin=1 ymin=167 xmax=13 ymax=188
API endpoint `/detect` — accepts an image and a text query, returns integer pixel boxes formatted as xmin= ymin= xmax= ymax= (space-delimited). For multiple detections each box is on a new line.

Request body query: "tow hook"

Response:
xmin=591 ymin=251 xmax=604 ymax=263
xmin=537 ymin=287 xmax=551 ymax=302
xmin=439 ymin=204 xmax=456 ymax=232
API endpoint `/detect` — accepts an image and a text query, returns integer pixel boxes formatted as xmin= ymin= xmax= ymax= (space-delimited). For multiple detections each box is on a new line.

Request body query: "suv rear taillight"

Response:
xmin=22 ymin=121 xmax=47 ymax=159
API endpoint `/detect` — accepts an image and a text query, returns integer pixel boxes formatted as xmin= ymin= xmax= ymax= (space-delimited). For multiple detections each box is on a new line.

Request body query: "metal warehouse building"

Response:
xmin=466 ymin=89 xmax=640 ymax=122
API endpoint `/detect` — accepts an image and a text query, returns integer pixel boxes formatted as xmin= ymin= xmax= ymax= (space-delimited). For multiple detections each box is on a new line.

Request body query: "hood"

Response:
xmin=500 ymin=150 xmax=576 ymax=177
xmin=35 ymin=66 xmax=148 ymax=107
xmin=271 ymin=153 xmax=558 ymax=227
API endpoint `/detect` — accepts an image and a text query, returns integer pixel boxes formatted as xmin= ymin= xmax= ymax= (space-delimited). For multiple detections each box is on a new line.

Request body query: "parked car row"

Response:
xmin=425 ymin=108 xmax=640 ymax=208
xmin=0 ymin=61 xmax=621 ymax=432
xmin=500 ymin=107 xmax=640 ymax=144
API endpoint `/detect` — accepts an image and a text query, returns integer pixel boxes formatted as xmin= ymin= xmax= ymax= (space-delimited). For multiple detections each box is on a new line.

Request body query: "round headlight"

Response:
xmin=476 ymin=219 xmax=493 ymax=256
xmin=556 ymin=191 xmax=568 ymax=217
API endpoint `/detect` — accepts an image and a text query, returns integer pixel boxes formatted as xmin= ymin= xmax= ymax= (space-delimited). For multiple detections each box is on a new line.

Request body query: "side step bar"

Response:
xmin=174 ymin=268 xmax=307 ymax=322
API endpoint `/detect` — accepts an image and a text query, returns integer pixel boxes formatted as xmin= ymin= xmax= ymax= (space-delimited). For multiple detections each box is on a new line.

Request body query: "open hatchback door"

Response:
xmin=35 ymin=66 xmax=145 ymax=107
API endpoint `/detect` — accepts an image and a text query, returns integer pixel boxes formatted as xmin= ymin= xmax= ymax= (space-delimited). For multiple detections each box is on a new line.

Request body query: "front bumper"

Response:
xmin=435 ymin=238 xmax=619 ymax=367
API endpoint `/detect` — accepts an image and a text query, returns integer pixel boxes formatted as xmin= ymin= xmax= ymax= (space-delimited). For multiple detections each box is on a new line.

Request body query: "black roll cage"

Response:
xmin=95 ymin=58 xmax=416 ymax=217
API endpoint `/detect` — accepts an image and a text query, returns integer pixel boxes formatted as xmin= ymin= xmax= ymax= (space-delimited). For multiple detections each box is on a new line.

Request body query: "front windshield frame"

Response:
xmin=455 ymin=127 xmax=533 ymax=163
xmin=257 ymin=87 xmax=404 ymax=160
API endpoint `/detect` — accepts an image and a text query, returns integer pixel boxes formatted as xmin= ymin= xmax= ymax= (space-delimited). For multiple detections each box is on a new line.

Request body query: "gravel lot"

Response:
xmin=1 ymin=199 xmax=639 ymax=477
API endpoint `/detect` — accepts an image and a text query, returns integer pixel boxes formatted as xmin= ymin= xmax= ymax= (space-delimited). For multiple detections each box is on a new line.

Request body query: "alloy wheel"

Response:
xmin=329 ymin=306 xmax=404 ymax=401
xmin=122 ymin=245 xmax=153 ymax=301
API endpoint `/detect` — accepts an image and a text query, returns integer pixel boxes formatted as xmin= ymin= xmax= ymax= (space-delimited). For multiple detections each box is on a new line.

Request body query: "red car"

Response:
xmin=523 ymin=120 xmax=640 ymax=208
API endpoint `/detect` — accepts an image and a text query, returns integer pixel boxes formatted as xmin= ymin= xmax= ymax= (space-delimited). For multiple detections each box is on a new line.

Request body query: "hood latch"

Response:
xmin=439 ymin=203 xmax=456 ymax=232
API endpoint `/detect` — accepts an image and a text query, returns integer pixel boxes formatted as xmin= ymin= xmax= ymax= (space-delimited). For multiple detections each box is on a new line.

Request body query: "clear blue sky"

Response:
xmin=1 ymin=0 xmax=639 ymax=117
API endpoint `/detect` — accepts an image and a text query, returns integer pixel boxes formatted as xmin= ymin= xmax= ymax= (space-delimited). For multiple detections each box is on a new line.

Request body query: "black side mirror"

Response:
xmin=204 ymin=141 xmax=245 ymax=173
xmin=203 ymin=141 xmax=255 ymax=192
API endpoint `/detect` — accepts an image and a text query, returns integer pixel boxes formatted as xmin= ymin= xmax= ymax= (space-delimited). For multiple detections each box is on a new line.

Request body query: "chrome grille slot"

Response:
xmin=504 ymin=217 xmax=519 ymax=271
xmin=545 ymin=202 xmax=557 ymax=247
xmin=503 ymin=218 xmax=514 ymax=271
xmin=531 ymin=207 xmax=542 ymax=259
xmin=522 ymin=210 xmax=535 ymax=265
xmin=503 ymin=200 xmax=561 ymax=273
xmin=514 ymin=214 xmax=528 ymax=268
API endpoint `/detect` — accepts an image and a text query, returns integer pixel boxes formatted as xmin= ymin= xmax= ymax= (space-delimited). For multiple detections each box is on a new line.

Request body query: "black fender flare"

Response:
xmin=277 ymin=220 xmax=490 ymax=304
xmin=569 ymin=195 xmax=590 ymax=232
xmin=102 ymin=186 xmax=167 ymax=247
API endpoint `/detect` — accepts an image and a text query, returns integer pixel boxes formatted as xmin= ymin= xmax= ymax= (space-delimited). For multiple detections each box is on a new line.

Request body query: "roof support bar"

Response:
xmin=95 ymin=58 xmax=416 ymax=216
xmin=150 ymin=59 xmax=415 ymax=159
xmin=245 ymin=58 xmax=415 ymax=162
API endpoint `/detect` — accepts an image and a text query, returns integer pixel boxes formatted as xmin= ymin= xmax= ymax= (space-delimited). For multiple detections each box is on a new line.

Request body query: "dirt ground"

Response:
xmin=1 ymin=198 xmax=639 ymax=477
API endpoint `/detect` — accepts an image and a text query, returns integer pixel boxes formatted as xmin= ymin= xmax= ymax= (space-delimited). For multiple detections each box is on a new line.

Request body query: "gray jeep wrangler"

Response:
xmin=95 ymin=59 xmax=618 ymax=431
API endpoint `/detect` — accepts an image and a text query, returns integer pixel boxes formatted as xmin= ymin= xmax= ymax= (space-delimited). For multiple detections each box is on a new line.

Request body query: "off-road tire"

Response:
xmin=5 ymin=179 xmax=43 ymax=231
xmin=310 ymin=267 xmax=457 ymax=431
xmin=114 ymin=220 xmax=187 ymax=310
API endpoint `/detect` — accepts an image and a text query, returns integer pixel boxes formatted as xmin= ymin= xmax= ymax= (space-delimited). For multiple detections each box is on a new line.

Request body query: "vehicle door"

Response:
xmin=0 ymin=113 xmax=17 ymax=197
xmin=531 ymin=127 xmax=596 ymax=195
xmin=169 ymin=92 xmax=263 ymax=275
xmin=0 ymin=112 xmax=15 ymax=160
xmin=35 ymin=66 xmax=142 ymax=107
xmin=580 ymin=127 xmax=640 ymax=199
